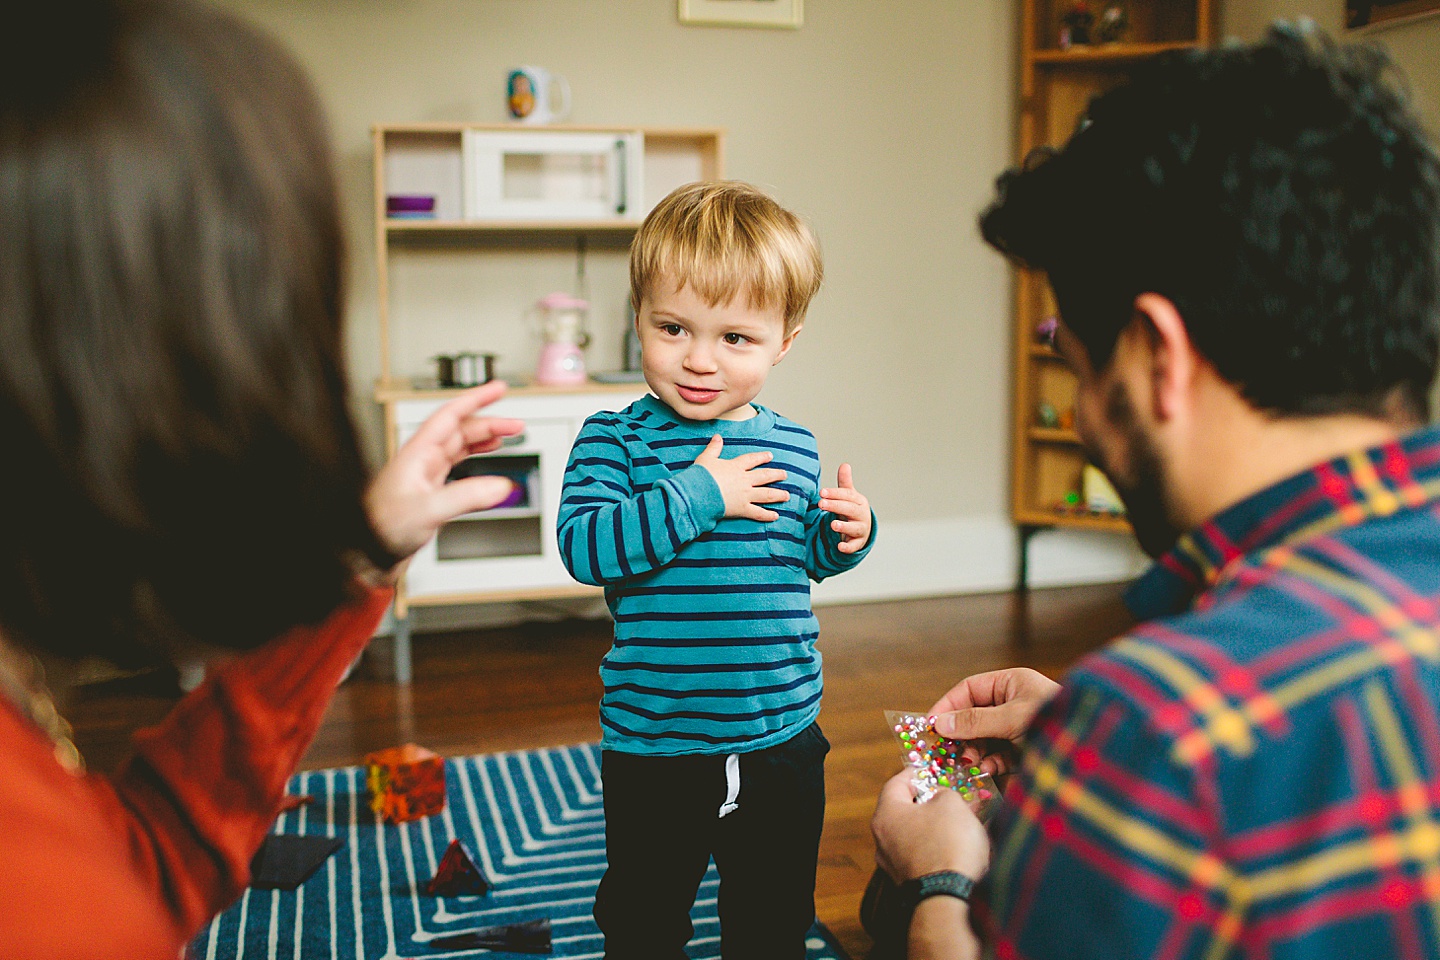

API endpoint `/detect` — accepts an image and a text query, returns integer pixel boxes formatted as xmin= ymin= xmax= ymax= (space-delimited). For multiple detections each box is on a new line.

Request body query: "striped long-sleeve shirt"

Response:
xmin=556 ymin=394 xmax=871 ymax=756
xmin=982 ymin=425 xmax=1440 ymax=960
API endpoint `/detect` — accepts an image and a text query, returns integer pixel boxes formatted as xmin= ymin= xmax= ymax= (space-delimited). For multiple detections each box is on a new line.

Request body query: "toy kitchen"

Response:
xmin=371 ymin=121 xmax=724 ymax=682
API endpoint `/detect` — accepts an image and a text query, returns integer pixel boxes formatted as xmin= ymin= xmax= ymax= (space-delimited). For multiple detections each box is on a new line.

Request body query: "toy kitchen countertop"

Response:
xmin=373 ymin=377 xmax=649 ymax=402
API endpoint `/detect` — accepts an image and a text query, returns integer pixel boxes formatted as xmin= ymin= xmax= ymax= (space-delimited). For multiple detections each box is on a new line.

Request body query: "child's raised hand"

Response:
xmin=820 ymin=463 xmax=872 ymax=553
xmin=694 ymin=434 xmax=790 ymax=521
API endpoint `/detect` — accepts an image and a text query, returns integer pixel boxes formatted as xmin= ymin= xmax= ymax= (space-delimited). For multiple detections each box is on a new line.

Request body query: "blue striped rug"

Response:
xmin=191 ymin=743 xmax=850 ymax=959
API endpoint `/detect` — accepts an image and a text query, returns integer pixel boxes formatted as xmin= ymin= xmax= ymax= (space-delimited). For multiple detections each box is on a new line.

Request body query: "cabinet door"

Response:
xmin=402 ymin=417 xmax=575 ymax=599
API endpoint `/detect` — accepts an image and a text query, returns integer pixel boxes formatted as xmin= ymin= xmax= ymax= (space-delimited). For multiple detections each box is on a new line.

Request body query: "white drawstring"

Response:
xmin=718 ymin=753 xmax=740 ymax=818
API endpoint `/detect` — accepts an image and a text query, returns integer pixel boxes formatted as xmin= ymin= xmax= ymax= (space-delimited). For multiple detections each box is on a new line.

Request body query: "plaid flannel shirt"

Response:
xmin=982 ymin=425 xmax=1440 ymax=960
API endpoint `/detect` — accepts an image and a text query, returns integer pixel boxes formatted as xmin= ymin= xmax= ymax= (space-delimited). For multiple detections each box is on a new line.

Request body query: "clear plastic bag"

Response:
xmin=885 ymin=710 xmax=1000 ymax=818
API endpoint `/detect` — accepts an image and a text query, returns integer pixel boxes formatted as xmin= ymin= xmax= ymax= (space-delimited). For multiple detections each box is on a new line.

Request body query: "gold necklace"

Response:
xmin=0 ymin=642 xmax=84 ymax=774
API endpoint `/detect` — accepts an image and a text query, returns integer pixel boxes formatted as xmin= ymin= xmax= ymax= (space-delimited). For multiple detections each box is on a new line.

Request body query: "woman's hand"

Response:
xmin=365 ymin=382 xmax=525 ymax=571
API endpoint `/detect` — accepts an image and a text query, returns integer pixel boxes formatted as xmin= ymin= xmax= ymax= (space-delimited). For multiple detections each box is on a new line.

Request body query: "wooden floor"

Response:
xmin=66 ymin=582 xmax=1132 ymax=959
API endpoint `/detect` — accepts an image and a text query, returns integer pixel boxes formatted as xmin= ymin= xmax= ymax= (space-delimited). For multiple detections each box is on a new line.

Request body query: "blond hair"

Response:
xmin=630 ymin=181 xmax=823 ymax=335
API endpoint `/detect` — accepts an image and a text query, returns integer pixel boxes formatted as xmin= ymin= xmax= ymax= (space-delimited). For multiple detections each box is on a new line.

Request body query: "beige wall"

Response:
xmin=217 ymin=0 xmax=1020 ymax=533
xmin=212 ymin=1 xmax=1435 ymax=598
xmin=1221 ymin=1 xmax=1440 ymax=132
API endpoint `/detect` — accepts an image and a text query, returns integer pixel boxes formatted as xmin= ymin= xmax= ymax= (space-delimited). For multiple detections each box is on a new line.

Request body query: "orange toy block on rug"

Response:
xmin=364 ymin=743 xmax=446 ymax=823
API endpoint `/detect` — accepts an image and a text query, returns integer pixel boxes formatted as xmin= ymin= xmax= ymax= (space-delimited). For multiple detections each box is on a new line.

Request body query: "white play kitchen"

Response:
xmin=372 ymin=123 xmax=724 ymax=681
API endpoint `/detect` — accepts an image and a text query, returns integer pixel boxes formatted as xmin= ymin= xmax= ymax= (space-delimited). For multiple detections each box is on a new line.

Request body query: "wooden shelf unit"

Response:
xmin=383 ymin=219 xmax=648 ymax=234
xmin=1009 ymin=0 xmax=1214 ymax=548
xmin=372 ymin=123 xmax=724 ymax=386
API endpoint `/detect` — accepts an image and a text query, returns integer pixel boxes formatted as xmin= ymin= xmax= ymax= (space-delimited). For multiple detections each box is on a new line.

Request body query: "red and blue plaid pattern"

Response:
xmin=983 ymin=427 xmax=1440 ymax=959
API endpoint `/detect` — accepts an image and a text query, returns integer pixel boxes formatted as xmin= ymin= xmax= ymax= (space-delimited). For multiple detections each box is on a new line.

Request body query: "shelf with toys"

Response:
xmin=1028 ymin=427 xmax=1081 ymax=445
xmin=1030 ymin=39 xmax=1200 ymax=65
xmin=1009 ymin=0 xmax=1215 ymax=585
xmin=373 ymin=123 xmax=724 ymax=393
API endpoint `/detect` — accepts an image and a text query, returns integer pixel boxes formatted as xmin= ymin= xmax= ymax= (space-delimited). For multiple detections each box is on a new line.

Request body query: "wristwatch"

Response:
xmin=899 ymin=870 xmax=976 ymax=909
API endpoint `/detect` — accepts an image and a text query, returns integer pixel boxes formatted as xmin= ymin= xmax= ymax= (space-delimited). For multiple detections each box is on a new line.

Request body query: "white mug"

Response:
xmin=506 ymin=67 xmax=571 ymax=124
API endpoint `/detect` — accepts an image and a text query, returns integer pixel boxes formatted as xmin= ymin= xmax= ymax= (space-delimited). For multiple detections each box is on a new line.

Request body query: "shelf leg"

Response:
xmin=1016 ymin=523 xmax=1041 ymax=593
xmin=393 ymin=613 xmax=413 ymax=686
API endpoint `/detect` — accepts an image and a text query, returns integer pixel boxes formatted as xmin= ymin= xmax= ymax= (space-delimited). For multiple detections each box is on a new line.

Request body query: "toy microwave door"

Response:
xmin=461 ymin=130 xmax=644 ymax=222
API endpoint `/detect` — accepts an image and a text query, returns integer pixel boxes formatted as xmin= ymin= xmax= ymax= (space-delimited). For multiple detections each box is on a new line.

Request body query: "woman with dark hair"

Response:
xmin=0 ymin=0 xmax=522 ymax=954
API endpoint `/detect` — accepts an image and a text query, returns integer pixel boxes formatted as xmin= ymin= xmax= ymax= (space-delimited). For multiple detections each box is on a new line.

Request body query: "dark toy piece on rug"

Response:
xmin=425 ymin=838 xmax=489 ymax=896
xmin=249 ymin=835 xmax=344 ymax=890
xmin=429 ymin=918 xmax=551 ymax=953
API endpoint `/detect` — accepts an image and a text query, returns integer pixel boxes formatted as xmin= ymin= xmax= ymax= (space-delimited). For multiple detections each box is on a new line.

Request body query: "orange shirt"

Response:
xmin=0 ymin=586 xmax=391 ymax=958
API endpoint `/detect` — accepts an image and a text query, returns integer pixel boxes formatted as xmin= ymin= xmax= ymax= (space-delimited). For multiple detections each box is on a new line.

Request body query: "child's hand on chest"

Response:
xmin=693 ymin=435 xmax=792 ymax=522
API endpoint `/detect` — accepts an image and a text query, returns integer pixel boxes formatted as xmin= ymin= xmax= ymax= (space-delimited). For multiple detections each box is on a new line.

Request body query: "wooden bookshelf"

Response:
xmin=1009 ymin=0 xmax=1215 ymax=583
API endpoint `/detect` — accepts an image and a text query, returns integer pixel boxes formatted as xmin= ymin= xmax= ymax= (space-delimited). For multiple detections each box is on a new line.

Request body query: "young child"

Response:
xmin=557 ymin=180 xmax=874 ymax=959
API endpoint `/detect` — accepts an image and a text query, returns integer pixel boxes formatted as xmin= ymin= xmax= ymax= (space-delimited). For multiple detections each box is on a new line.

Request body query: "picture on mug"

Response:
xmin=506 ymin=67 xmax=570 ymax=124
xmin=507 ymin=70 xmax=536 ymax=120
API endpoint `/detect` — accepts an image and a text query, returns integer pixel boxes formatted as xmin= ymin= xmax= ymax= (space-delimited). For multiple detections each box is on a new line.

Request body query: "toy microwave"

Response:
xmin=461 ymin=129 xmax=644 ymax=222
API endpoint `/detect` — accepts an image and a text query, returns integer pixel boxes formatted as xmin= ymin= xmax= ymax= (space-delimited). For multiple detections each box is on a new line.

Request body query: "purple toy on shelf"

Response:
xmin=386 ymin=194 xmax=436 ymax=219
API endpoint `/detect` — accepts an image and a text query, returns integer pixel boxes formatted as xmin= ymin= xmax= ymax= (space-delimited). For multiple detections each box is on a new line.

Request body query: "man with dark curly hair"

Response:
xmin=873 ymin=23 xmax=1440 ymax=960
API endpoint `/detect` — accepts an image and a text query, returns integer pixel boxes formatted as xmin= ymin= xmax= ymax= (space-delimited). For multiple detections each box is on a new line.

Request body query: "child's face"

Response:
xmin=636 ymin=278 xmax=799 ymax=421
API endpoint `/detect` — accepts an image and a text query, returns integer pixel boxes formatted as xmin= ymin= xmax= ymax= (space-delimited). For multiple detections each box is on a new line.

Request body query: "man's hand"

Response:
xmin=365 ymin=381 xmax=526 ymax=569
xmin=694 ymin=435 xmax=789 ymax=521
xmin=873 ymin=773 xmax=989 ymax=960
xmin=930 ymin=668 xmax=1062 ymax=777
xmin=820 ymin=463 xmax=872 ymax=553
xmin=872 ymin=772 xmax=990 ymax=885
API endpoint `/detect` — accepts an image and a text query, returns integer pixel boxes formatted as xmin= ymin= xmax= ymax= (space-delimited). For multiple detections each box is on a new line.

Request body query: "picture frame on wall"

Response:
xmin=678 ymin=0 xmax=803 ymax=29
xmin=1347 ymin=0 xmax=1440 ymax=30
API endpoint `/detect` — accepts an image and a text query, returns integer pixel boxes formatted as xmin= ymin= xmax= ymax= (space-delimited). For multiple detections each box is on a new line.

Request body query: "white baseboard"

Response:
xmin=373 ymin=516 xmax=1147 ymax=637
xmin=810 ymin=515 xmax=1147 ymax=605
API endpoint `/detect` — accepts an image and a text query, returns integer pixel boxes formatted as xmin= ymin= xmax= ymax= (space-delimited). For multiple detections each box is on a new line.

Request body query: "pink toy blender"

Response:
xmin=534 ymin=292 xmax=589 ymax=386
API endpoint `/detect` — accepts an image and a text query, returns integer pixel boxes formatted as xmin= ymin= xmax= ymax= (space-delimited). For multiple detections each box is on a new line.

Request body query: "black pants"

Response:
xmin=594 ymin=722 xmax=830 ymax=960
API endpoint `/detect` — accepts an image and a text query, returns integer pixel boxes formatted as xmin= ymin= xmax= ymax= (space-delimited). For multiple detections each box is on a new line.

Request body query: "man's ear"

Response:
xmin=774 ymin=324 xmax=803 ymax=365
xmin=1133 ymin=293 xmax=1196 ymax=424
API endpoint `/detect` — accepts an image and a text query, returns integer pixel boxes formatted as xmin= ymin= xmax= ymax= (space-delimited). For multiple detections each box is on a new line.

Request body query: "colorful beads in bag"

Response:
xmin=885 ymin=710 xmax=1000 ymax=818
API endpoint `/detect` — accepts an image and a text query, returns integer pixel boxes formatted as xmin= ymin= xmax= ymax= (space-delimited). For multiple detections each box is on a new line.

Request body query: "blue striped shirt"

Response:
xmin=557 ymin=394 xmax=872 ymax=756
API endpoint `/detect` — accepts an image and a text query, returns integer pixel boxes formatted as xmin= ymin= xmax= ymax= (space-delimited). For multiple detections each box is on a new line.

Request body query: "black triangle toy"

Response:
xmin=431 ymin=918 xmax=551 ymax=953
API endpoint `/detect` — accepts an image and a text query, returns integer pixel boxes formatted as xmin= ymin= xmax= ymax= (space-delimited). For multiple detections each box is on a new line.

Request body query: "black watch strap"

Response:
xmin=899 ymin=870 xmax=976 ymax=909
